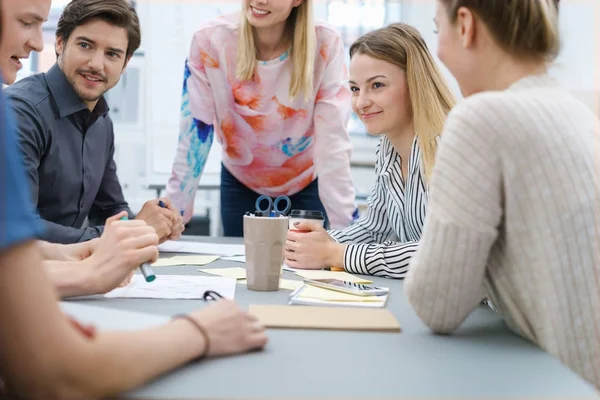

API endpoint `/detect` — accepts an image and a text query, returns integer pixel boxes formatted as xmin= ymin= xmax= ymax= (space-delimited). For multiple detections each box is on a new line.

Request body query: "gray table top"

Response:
xmin=65 ymin=236 xmax=599 ymax=399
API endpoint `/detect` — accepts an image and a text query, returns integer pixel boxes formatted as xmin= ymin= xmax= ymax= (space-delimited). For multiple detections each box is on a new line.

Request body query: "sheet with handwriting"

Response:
xmin=104 ymin=275 xmax=236 ymax=300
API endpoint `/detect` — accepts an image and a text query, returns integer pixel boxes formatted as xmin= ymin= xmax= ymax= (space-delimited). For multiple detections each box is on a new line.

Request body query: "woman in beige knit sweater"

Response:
xmin=405 ymin=0 xmax=600 ymax=390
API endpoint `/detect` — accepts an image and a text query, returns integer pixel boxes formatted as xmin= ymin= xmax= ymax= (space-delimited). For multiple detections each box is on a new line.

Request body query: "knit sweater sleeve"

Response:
xmin=405 ymin=95 xmax=504 ymax=333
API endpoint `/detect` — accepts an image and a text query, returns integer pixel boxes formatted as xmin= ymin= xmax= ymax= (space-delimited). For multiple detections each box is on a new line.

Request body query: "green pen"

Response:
xmin=120 ymin=216 xmax=156 ymax=282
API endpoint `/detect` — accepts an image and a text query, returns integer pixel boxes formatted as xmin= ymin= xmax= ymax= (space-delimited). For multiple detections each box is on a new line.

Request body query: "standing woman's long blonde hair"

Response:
xmin=237 ymin=0 xmax=316 ymax=100
xmin=350 ymin=23 xmax=456 ymax=181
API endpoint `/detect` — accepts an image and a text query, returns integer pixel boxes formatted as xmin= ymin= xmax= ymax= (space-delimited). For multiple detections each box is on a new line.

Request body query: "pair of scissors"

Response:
xmin=255 ymin=195 xmax=292 ymax=217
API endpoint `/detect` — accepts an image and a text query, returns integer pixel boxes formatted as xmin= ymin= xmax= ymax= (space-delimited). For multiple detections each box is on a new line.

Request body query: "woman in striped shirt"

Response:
xmin=285 ymin=23 xmax=455 ymax=278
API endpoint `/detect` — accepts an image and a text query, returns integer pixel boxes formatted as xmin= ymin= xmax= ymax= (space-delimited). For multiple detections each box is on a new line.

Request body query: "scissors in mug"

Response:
xmin=255 ymin=195 xmax=292 ymax=217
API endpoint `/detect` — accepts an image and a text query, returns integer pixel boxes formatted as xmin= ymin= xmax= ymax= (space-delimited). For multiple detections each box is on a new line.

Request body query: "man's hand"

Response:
xmin=83 ymin=212 xmax=159 ymax=295
xmin=135 ymin=198 xmax=177 ymax=242
xmin=285 ymin=221 xmax=346 ymax=270
xmin=157 ymin=198 xmax=185 ymax=240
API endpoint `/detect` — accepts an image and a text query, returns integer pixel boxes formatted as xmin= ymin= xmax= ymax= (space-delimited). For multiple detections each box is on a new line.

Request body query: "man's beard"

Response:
xmin=66 ymin=73 xmax=108 ymax=104
xmin=72 ymin=83 xmax=104 ymax=103
xmin=65 ymin=67 xmax=108 ymax=103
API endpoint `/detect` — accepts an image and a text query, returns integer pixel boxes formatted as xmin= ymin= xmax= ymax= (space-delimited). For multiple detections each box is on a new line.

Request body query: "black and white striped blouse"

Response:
xmin=329 ymin=135 xmax=428 ymax=278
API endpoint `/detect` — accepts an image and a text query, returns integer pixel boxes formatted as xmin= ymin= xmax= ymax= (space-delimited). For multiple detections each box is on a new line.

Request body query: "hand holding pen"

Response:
xmin=84 ymin=211 xmax=159 ymax=291
xmin=146 ymin=200 xmax=184 ymax=281
xmin=120 ymin=200 xmax=184 ymax=283
xmin=157 ymin=200 xmax=186 ymax=240
xmin=135 ymin=198 xmax=181 ymax=242
xmin=119 ymin=214 xmax=157 ymax=282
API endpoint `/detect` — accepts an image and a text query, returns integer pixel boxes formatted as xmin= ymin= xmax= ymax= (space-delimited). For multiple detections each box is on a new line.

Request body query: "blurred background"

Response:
xmin=18 ymin=0 xmax=599 ymax=236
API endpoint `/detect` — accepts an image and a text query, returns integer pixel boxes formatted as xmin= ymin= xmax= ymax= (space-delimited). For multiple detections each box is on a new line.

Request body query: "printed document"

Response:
xmin=104 ymin=275 xmax=236 ymax=299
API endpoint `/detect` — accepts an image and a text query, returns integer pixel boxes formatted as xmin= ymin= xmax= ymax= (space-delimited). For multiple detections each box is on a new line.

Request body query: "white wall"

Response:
xmin=400 ymin=0 xmax=599 ymax=95
xmin=399 ymin=1 xmax=461 ymax=97
xmin=552 ymin=1 xmax=598 ymax=92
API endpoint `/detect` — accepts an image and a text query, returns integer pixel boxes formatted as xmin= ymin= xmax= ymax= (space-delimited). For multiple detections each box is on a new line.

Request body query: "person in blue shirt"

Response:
xmin=0 ymin=1 xmax=267 ymax=398
xmin=0 ymin=69 xmax=41 ymax=250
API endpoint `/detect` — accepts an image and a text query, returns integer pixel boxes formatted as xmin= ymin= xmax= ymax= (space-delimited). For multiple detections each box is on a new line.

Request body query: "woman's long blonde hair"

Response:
xmin=350 ymin=23 xmax=456 ymax=181
xmin=237 ymin=0 xmax=316 ymax=100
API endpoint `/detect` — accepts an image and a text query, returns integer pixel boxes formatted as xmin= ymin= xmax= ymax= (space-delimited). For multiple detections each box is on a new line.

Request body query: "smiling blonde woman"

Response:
xmin=166 ymin=0 xmax=358 ymax=236
xmin=285 ymin=23 xmax=455 ymax=278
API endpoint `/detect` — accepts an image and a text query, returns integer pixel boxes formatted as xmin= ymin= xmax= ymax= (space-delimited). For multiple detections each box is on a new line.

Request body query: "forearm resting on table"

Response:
xmin=50 ymin=320 xmax=206 ymax=398
xmin=7 ymin=320 xmax=206 ymax=399
xmin=1 ymin=241 xmax=208 ymax=399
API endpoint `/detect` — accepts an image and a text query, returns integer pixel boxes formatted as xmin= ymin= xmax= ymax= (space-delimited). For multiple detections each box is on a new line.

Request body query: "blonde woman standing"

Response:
xmin=285 ymin=24 xmax=456 ymax=278
xmin=166 ymin=0 xmax=357 ymax=236
xmin=405 ymin=0 xmax=599 ymax=390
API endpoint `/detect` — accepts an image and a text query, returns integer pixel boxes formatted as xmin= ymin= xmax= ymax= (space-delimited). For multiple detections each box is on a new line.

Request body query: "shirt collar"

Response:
xmin=45 ymin=63 xmax=110 ymax=119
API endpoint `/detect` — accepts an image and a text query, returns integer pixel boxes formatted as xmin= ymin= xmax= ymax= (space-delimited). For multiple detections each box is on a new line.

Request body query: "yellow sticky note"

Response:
xmin=299 ymin=285 xmax=385 ymax=302
xmin=237 ymin=279 xmax=303 ymax=291
xmin=279 ymin=279 xmax=304 ymax=291
xmin=199 ymin=267 xmax=247 ymax=280
xmin=152 ymin=255 xmax=220 ymax=267
xmin=294 ymin=270 xmax=372 ymax=284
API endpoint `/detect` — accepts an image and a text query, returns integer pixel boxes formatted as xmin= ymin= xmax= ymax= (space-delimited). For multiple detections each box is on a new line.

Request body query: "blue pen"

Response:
xmin=158 ymin=200 xmax=183 ymax=217
xmin=158 ymin=200 xmax=184 ymax=217
xmin=120 ymin=215 xmax=156 ymax=283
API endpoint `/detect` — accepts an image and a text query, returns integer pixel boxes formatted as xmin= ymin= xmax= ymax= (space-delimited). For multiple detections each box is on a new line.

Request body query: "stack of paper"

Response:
xmin=289 ymin=284 xmax=388 ymax=308
xmin=293 ymin=270 xmax=373 ymax=284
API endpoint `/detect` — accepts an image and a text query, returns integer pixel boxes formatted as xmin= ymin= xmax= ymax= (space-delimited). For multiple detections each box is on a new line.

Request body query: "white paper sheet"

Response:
xmin=104 ymin=275 xmax=237 ymax=300
xmin=282 ymin=263 xmax=299 ymax=272
xmin=222 ymin=255 xmax=246 ymax=263
xmin=152 ymin=255 xmax=220 ymax=267
xmin=158 ymin=240 xmax=245 ymax=257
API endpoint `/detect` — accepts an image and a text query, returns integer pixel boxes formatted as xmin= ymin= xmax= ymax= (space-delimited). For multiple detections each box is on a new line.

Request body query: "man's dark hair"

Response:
xmin=56 ymin=0 xmax=141 ymax=59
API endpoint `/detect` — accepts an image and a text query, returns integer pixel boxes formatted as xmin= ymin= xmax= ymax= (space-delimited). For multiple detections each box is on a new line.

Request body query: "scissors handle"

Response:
xmin=255 ymin=195 xmax=273 ymax=217
xmin=273 ymin=196 xmax=292 ymax=216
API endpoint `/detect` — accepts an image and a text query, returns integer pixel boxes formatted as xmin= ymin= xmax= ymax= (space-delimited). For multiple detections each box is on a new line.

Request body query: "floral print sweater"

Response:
xmin=166 ymin=13 xmax=357 ymax=228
